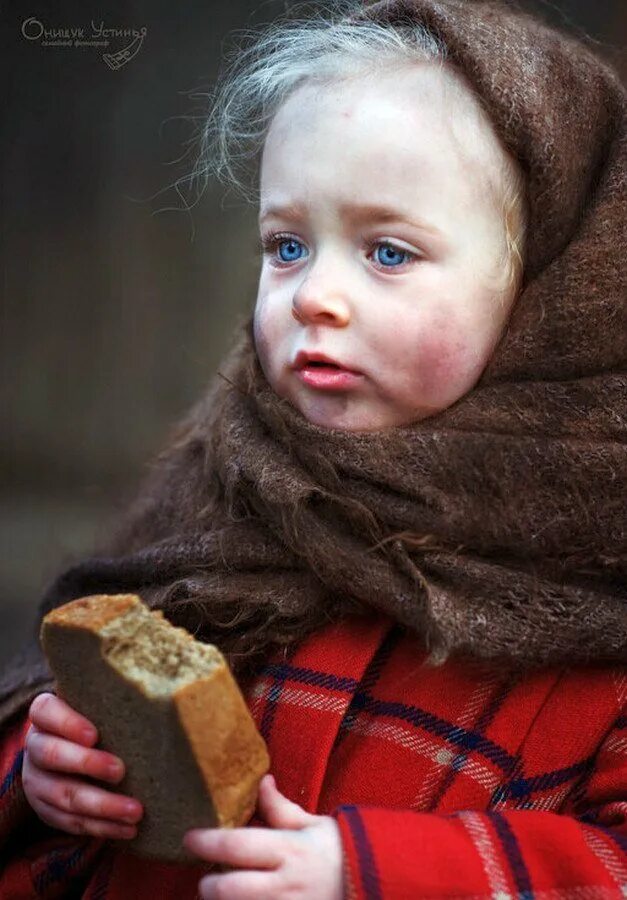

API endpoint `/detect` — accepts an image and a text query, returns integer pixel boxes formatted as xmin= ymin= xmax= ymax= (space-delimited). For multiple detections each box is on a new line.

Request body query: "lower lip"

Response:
xmin=296 ymin=365 xmax=363 ymax=390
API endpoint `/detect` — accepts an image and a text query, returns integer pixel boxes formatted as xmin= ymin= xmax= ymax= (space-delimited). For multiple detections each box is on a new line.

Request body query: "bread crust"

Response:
xmin=175 ymin=669 xmax=270 ymax=828
xmin=40 ymin=594 xmax=271 ymax=863
xmin=43 ymin=593 xmax=140 ymax=630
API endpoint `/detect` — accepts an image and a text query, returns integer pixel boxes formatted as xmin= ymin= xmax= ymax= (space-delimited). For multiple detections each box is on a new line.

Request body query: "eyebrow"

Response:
xmin=258 ymin=201 xmax=444 ymax=237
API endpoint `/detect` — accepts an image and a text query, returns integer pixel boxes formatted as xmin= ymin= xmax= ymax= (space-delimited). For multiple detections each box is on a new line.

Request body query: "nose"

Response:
xmin=292 ymin=276 xmax=350 ymax=327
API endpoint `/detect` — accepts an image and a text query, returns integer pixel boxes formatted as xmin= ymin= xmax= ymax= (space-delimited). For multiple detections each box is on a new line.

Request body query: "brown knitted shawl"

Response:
xmin=1 ymin=0 xmax=626 ymax=731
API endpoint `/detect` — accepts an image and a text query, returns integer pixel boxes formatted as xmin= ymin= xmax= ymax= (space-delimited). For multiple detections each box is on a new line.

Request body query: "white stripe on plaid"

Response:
xmin=606 ymin=733 xmax=627 ymax=755
xmin=431 ymin=889 xmax=621 ymax=900
xmin=517 ymin=785 xmax=572 ymax=812
xmin=582 ymin=826 xmax=627 ymax=895
xmin=535 ymin=889 xmax=626 ymax=899
xmin=458 ymin=809 xmax=512 ymax=899
xmin=611 ymin=671 xmax=627 ymax=710
xmin=249 ymin=675 xmax=504 ymax=809
xmin=249 ymin=678 xmax=350 ymax=716
xmin=348 ymin=717 xmax=502 ymax=808
xmin=409 ymin=673 xmax=500 ymax=810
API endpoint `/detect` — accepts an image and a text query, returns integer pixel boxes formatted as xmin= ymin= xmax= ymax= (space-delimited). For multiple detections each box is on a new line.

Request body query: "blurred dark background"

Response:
xmin=1 ymin=0 xmax=625 ymax=666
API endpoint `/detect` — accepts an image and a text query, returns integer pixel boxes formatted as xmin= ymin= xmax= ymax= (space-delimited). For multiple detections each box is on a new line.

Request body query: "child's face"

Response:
xmin=254 ymin=64 xmax=517 ymax=431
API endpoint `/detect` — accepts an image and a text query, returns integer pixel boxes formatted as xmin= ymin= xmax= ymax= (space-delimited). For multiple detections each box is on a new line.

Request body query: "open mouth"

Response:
xmin=295 ymin=357 xmax=363 ymax=391
xmin=293 ymin=351 xmax=361 ymax=376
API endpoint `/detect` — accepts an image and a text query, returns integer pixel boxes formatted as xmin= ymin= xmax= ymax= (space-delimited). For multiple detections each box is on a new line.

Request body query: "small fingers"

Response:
xmin=24 ymin=767 xmax=143 ymax=826
xmin=32 ymin=794 xmax=139 ymax=841
xmin=25 ymin=728 xmax=126 ymax=784
xmin=184 ymin=827 xmax=284 ymax=869
xmin=198 ymin=870 xmax=281 ymax=900
xmin=29 ymin=692 xmax=99 ymax=746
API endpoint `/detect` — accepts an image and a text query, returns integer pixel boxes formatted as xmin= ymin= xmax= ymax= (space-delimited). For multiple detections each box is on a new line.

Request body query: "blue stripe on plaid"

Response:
xmin=260 ymin=662 xmax=359 ymax=694
xmin=489 ymin=811 xmax=535 ymax=899
xmin=340 ymin=805 xmax=383 ymax=900
xmin=614 ymin=715 xmax=627 ymax=730
xmin=33 ymin=842 xmax=90 ymax=894
xmin=0 ymin=748 xmax=23 ymax=799
xmin=335 ymin=625 xmax=404 ymax=750
xmin=259 ymin=660 xmax=517 ymax=772
xmin=359 ymin=694 xmax=516 ymax=771
xmin=259 ymin=667 xmax=288 ymax=744
xmin=258 ymin=647 xmax=305 ymax=743
xmin=594 ymin=823 xmax=627 ymax=855
xmin=491 ymin=756 xmax=594 ymax=804
xmin=429 ymin=678 xmax=518 ymax=812
xmin=578 ymin=810 xmax=601 ymax=825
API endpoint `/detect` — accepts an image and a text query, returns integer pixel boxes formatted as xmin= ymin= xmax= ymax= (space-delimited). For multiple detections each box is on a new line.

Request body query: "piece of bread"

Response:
xmin=39 ymin=593 xmax=270 ymax=864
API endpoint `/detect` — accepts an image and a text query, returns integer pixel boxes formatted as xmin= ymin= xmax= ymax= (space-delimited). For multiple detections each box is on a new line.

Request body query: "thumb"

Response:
xmin=256 ymin=774 xmax=315 ymax=830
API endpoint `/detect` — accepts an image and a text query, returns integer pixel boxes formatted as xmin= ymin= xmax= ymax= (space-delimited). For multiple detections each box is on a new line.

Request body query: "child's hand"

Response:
xmin=22 ymin=692 xmax=144 ymax=839
xmin=184 ymin=774 xmax=344 ymax=899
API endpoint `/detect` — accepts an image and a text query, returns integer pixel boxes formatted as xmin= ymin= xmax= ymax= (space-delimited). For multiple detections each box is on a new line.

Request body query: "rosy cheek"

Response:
xmin=414 ymin=328 xmax=487 ymax=402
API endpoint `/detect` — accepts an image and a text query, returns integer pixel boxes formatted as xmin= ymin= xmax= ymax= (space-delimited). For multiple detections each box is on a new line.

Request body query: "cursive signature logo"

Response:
xmin=21 ymin=18 xmax=147 ymax=69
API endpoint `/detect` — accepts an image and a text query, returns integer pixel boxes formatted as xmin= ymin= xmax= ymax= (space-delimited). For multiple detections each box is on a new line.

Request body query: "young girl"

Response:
xmin=1 ymin=0 xmax=625 ymax=897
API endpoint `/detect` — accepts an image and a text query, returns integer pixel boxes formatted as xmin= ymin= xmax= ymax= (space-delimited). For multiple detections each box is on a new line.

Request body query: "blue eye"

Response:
xmin=278 ymin=238 xmax=306 ymax=262
xmin=375 ymin=243 xmax=409 ymax=267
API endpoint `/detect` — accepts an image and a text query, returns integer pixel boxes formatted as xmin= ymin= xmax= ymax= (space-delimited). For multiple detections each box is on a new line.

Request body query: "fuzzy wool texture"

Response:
xmin=0 ymin=0 xmax=625 ymax=730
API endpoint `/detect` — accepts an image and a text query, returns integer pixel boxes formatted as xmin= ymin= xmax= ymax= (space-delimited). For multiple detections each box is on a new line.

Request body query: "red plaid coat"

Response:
xmin=1 ymin=611 xmax=626 ymax=898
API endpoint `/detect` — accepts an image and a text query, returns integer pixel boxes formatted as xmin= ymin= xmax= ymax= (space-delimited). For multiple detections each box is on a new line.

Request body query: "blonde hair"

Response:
xmin=187 ymin=0 xmax=527 ymax=286
xmin=500 ymin=156 xmax=528 ymax=294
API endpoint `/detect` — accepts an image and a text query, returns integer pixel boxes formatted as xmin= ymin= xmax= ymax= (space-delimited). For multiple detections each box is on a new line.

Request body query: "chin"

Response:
xmin=293 ymin=399 xmax=385 ymax=432
xmin=304 ymin=402 xmax=445 ymax=432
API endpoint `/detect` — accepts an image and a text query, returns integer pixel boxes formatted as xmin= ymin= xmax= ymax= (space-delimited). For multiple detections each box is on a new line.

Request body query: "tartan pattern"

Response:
xmin=1 ymin=612 xmax=625 ymax=898
xmin=30 ymin=835 xmax=106 ymax=900
xmin=0 ymin=714 xmax=35 ymax=845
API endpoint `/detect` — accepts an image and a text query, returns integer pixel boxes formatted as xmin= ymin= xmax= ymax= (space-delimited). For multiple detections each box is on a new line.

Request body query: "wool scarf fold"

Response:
xmin=1 ymin=0 xmax=625 ymax=730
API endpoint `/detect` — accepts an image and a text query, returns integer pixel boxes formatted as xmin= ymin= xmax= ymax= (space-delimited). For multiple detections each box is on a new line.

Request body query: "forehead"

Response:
xmin=260 ymin=62 xmax=505 ymax=205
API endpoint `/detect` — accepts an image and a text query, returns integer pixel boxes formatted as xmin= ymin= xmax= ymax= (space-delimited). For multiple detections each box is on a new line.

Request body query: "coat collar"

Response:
xmin=245 ymin=612 xmax=394 ymax=816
